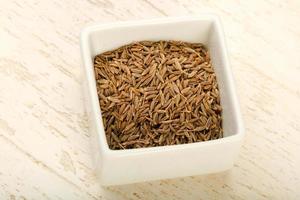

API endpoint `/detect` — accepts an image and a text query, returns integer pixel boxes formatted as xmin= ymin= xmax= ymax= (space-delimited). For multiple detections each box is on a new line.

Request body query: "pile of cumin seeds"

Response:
xmin=94 ymin=40 xmax=223 ymax=150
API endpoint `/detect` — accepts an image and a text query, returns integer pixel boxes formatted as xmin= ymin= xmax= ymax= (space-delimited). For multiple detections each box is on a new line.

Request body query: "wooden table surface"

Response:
xmin=1 ymin=0 xmax=300 ymax=199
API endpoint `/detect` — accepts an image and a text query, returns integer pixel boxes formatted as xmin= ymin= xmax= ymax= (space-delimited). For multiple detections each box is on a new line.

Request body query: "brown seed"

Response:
xmin=181 ymin=87 xmax=190 ymax=94
xmin=156 ymin=72 xmax=164 ymax=83
xmin=111 ymin=132 xmax=121 ymax=143
xmin=174 ymin=59 xmax=183 ymax=72
xmin=123 ymin=122 xmax=135 ymax=132
xmin=107 ymin=97 xmax=120 ymax=103
xmin=94 ymin=40 xmax=222 ymax=150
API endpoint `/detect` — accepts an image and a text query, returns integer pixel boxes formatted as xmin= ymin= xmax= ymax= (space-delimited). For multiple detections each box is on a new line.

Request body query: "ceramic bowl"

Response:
xmin=80 ymin=15 xmax=244 ymax=186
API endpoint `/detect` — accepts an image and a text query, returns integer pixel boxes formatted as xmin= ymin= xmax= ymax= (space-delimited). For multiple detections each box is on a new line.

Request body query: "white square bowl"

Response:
xmin=80 ymin=15 xmax=244 ymax=186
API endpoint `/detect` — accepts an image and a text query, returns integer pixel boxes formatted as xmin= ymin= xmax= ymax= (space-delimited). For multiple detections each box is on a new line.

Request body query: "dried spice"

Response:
xmin=94 ymin=40 xmax=223 ymax=150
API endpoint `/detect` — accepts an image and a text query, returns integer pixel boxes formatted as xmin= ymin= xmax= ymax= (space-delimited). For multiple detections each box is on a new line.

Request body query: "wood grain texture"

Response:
xmin=0 ymin=0 xmax=299 ymax=199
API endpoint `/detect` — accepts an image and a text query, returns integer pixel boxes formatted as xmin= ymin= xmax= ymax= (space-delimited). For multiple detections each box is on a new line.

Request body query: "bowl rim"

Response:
xmin=80 ymin=15 xmax=245 ymax=156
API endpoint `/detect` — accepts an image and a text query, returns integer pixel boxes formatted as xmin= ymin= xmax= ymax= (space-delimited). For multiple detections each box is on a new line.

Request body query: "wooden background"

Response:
xmin=1 ymin=0 xmax=300 ymax=199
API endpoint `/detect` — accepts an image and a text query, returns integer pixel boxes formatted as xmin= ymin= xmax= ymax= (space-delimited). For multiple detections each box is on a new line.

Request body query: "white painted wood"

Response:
xmin=0 ymin=0 xmax=299 ymax=199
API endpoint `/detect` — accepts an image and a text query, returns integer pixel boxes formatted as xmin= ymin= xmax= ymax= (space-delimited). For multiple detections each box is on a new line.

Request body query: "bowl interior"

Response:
xmin=85 ymin=17 xmax=240 ymax=141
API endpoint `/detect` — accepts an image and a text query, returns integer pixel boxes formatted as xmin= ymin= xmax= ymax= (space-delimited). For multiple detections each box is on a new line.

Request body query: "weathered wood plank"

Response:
xmin=0 ymin=0 xmax=299 ymax=199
